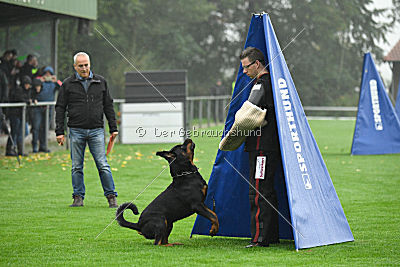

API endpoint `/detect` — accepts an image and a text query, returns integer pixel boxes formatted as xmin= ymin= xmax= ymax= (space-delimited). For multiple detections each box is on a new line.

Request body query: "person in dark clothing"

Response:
xmin=209 ymin=80 xmax=227 ymax=123
xmin=55 ymin=52 xmax=118 ymax=208
xmin=0 ymin=68 xmax=9 ymax=135
xmin=6 ymin=75 xmax=33 ymax=156
xmin=1 ymin=52 xmax=13 ymax=154
xmin=0 ymin=51 xmax=13 ymax=77
xmin=0 ymin=51 xmax=15 ymax=89
xmin=10 ymin=53 xmax=22 ymax=91
xmin=0 ymin=67 xmax=8 ymax=105
xmin=19 ymin=54 xmax=38 ymax=80
xmin=31 ymin=78 xmax=48 ymax=153
xmin=30 ymin=66 xmax=59 ymax=153
xmin=210 ymin=80 xmax=225 ymax=96
xmin=39 ymin=66 xmax=59 ymax=131
xmin=239 ymin=47 xmax=281 ymax=248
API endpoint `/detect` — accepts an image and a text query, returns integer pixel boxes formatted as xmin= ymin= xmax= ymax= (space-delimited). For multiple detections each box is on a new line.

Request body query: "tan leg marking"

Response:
xmin=206 ymin=208 xmax=219 ymax=236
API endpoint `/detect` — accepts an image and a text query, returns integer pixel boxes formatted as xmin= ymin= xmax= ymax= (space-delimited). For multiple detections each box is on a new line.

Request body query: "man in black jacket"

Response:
xmin=55 ymin=52 xmax=118 ymax=208
xmin=6 ymin=76 xmax=32 ymax=156
xmin=0 ymin=68 xmax=8 ymax=135
xmin=240 ymin=47 xmax=281 ymax=248
xmin=19 ymin=54 xmax=38 ymax=80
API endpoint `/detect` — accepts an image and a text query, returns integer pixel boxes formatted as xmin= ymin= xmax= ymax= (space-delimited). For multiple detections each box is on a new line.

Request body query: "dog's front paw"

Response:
xmin=209 ymin=224 xmax=219 ymax=237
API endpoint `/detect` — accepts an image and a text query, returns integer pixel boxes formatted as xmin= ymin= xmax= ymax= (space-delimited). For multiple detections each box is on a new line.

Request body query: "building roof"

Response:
xmin=0 ymin=0 xmax=97 ymax=25
xmin=384 ymin=39 xmax=400 ymax=62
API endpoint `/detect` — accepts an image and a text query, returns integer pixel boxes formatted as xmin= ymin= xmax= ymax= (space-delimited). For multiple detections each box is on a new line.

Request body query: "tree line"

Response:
xmin=57 ymin=0 xmax=398 ymax=106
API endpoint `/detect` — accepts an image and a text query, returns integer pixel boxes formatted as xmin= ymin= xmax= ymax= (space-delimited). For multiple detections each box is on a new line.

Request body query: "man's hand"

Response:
xmin=106 ymin=132 xmax=119 ymax=156
xmin=56 ymin=135 xmax=65 ymax=146
xmin=110 ymin=131 xmax=118 ymax=141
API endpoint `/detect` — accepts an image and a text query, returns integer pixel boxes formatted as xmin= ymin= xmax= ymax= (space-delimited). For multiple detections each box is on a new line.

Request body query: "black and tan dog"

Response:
xmin=116 ymin=139 xmax=219 ymax=246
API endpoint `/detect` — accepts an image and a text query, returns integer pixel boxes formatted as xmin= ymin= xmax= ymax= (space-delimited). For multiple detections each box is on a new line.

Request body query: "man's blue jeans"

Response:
xmin=69 ymin=128 xmax=117 ymax=199
xmin=31 ymin=107 xmax=47 ymax=152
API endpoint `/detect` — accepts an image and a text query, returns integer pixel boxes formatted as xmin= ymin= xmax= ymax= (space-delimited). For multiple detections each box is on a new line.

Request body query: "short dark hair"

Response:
xmin=26 ymin=54 xmax=37 ymax=63
xmin=239 ymin=47 xmax=266 ymax=66
xmin=3 ymin=50 xmax=12 ymax=57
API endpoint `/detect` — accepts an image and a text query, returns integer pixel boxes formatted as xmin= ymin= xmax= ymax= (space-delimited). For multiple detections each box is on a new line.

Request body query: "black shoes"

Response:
xmin=5 ymin=151 xmax=17 ymax=156
xmin=245 ymin=242 xmax=269 ymax=248
xmin=245 ymin=239 xmax=280 ymax=248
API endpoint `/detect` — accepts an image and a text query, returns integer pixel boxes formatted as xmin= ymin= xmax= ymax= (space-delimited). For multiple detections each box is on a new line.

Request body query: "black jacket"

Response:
xmin=8 ymin=85 xmax=31 ymax=117
xmin=244 ymin=73 xmax=280 ymax=152
xmin=0 ymin=69 xmax=8 ymax=103
xmin=55 ymin=73 xmax=117 ymax=136
xmin=19 ymin=62 xmax=36 ymax=80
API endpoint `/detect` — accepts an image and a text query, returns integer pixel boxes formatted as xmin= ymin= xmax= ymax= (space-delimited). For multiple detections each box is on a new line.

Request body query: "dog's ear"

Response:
xmin=183 ymin=138 xmax=193 ymax=147
xmin=182 ymin=139 xmax=195 ymax=165
xmin=156 ymin=151 xmax=176 ymax=161
xmin=183 ymin=139 xmax=192 ymax=146
xmin=183 ymin=139 xmax=195 ymax=153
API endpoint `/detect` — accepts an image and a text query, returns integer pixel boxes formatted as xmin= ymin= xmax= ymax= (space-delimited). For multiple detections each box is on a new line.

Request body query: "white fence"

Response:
xmin=0 ymin=101 xmax=55 ymax=155
xmin=186 ymin=96 xmax=357 ymax=128
xmin=1 ymin=97 xmax=357 ymax=154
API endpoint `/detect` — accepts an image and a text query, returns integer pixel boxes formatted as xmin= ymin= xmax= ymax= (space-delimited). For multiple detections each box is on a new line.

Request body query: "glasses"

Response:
xmin=77 ymin=64 xmax=89 ymax=68
xmin=242 ymin=61 xmax=256 ymax=69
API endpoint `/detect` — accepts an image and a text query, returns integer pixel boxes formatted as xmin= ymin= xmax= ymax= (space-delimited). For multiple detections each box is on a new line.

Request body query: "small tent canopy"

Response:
xmin=351 ymin=53 xmax=400 ymax=155
xmin=191 ymin=13 xmax=353 ymax=250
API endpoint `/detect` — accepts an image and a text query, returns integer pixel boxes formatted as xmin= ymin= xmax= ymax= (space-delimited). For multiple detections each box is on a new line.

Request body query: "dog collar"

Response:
xmin=173 ymin=170 xmax=198 ymax=178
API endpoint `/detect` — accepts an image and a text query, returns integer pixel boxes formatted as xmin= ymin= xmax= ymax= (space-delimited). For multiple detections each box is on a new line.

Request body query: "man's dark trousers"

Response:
xmin=248 ymin=150 xmax=280 ymax=245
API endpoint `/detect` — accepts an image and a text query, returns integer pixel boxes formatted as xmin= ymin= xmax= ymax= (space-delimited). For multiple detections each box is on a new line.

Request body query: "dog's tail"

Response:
xmin=116 ymin=202 xmax=141 ymax=231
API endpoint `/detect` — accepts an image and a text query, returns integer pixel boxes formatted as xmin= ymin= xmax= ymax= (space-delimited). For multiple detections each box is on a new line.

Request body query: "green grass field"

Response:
xmin=1 ymin=120 xmax=399 ymax=266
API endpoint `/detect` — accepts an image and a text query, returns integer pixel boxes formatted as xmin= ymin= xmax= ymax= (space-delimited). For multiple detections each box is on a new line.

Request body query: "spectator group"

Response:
xmin=0 ymin=49 xmax=61 ymax=156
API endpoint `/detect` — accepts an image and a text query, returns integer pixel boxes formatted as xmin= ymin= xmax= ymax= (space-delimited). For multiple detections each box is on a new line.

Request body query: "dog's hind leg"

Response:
xmin=165 ymin=221 xmax=173 ymax=243
xmin=153 ymin=219 xmax=182 ymax=246
xmin=153 ymin=218 xmax=169 ymax=245
xmin=164 ymin=222 xmax=183 ymax=246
